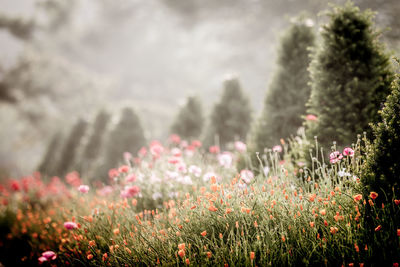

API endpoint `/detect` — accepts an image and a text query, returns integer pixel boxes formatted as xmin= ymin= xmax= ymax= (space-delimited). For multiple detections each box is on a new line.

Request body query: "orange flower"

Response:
xmin=369 ymin=192 xmax=378 ymax=200
xmin=309 ymin=222 xmax=315 ymax=228
xmin=208 ymin=205 xmax=218 ymax=212
xmin=178 ymin=249 xmax=185 ymax=258
xmin=201 ymin=230 xmax=207 ymax=237
xmin=394 ymin=199 xmax=400 ymax=205
xmin=207 ymin=251 xmax=212 ymax=258
xmin=185 ymin=258 xmax=190 ymax=265
xmin=375 ymin=225 xmax=382 ymax=232
xmin=219 ymin=233 xmax=223 ymax=239
xmin=397 ymin=229 xmax=400 ymax=237
xmin=319 ymin=209 xmax=326 ymax=216
xmin=178 ymin=243 xmax=185 ymax=250
xmin=88 ymin=240 xmax=96 ymax=247
xmin=250 ymin=251 xmax=255 ymax=260
xmin=281 ymin=236 xmax=286 ymax=242
xmin=353 ymin=194 xmax=362 ymax=202
xmin=113 ymin=228 xmax=120 ymax=235
xmin=226 ymin=208 xmax=232 ymax=214
xmin=87 ymin=254 xmax=93 ymax=260
xmin=330 ymin=227 xmax=338 ymax=234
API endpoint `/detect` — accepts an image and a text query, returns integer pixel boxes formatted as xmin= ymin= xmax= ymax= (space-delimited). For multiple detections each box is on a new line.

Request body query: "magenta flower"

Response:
xmin=120 ymin=185 xmax=140 ymax=198
xmin=125 ymin=174 xmax=137 ymax=183
xmin=38 ymin=256 xmax=48 ymax=264
xmin=78 ymin=185 xmax=90 ymax=193
xmin=343 ymin=147 xmax=354 ymax=157
xmin=42 ymin=251 xmax=57 ymax=260
xmin=64 ymin=221 xmax=78 ymax=230
xmin=329 ymin=151 xmax=343 ymax=164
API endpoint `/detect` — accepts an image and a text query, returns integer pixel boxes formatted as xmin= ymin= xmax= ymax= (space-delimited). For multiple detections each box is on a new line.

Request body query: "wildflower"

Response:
xmin=250 ymin=251 xmax=255 ymax=260
xmin=113 ymin=228 xmax=120 ymax=235
xmin=87 ymin=254 xmax=93 ymax=260
xmin=64 ymin=221 xmax=78 ymax=230
xmin=169 ymin=134 xmax=181 ymax=144
xmin=330 ymin=227 xmax=338 ymax=234
xmin=207 ymin=251 xmax=212 ymax=258
xmin=235 ymin=141 xmax=247 ymax=152
xmin=178 ymin=249 xmax=185 ymax=258
xmin=375 ymin=225 xmax=382 ymax=232
xmin=281 ymin=235 xmax=286 ymax=242
xmin=185 ymin=259 xmax=190 ymax=265
xmin=119 ymin=165 xmax=130 ymax=173
xmin=272 ymin=145 xmax=282 ymax=153
xmin=343 ymin=147 xmax=354 ymax=156
xmin=209 ymin=146 xmax=220 ymax=154
xmin=89 ymin=240 xmax=95 ymax=247
xmin=108 ymin=168 xmax=119 ymax=179
xmin=329 ymin=151 xmax=343 ymax=164
xmin=394 ymin=199 xmax=400 ymax=205
xmin=218 ymin=152 xmax=233 ymax=168
xmin=125 ymin=174 xmax=137 ymax=183
xmin=41 ymin=251 xmax=56 ymax=260
xmin=319 ymin=209 xmax=326 ymax=216
xmin=120 ymin=185 xmax=140 ymax=198
xmin=38 ymin=256 xmax=48 ymax=264
xmin=201 ymin=230 xmax=207 ymax=237
xmin=397 ymin=229 xmax=400 ymax=237
xmin=240 ymin=170 xmax=254 ymax=184
xmin=369 ymin=192 xmax=378 ymax=200
xmin=353 ymin=194 xmax=363 ymax=202
xmin=306 ymin=114 xmax=317 ymax=121
xmin=188 ymin=165 xmax=202 ymax=177
xmin=178 ymin=243 xmax=185 ymax=250
xmin=310 ymin=222 xmax=315 ymax=228
xmin=191 ymin=140 xmax=202 ymax=147
xmin=78 ymin=185 xmax=90 ymax=193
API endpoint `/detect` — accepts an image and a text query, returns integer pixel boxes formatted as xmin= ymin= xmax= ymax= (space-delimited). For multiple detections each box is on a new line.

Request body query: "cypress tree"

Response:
xmin=37 ymin=131 xmax=63 ymax=178
xmin=54 ymin=118 xmax=88 ymax=176
xmin=204 ymin=77 xmax=252 ymax=148
xmin=361 ymin=73 xmax=400 ymax=265
xmin=251 ymin=20 xmax=315 ymax=153
xmin=305 ymin=3 xmax=394 ymax=151
xmin=78 ymin=110 xmax=111 ymax=176
xmin=170 ymin=96 xmax=203 ymax=140
xmin=363 ymin=75 xmax=400 ymax=202
xmin=98 ymin=107 xmax=146 ymax=183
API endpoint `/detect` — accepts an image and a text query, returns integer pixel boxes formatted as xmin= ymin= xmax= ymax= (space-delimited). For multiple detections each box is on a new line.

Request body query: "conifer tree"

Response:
xmin=37 ymin=131 xmax=63 ymax=177
xmin=54 ymin=118 xmax=88 ymax=176
xmin=204 ymin=77 xmax=252 ymax=148
xmin=363 ymin=75 xmax=400 ymax=202
xmin=305 ymin=3 xmax=394 ymax=151
xmin=170 ymin=96 xmax=203 ymax=140
xmin=78 ymin=110 xmax=111 ymax=176
xmin=98 ymin=107 xmax=146 ymax=182
xmin=251 ymin=20 xmax=315 ymax=153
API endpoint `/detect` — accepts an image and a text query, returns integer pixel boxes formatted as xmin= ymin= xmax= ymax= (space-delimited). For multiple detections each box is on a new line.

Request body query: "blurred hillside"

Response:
xmin=0 ymin=0 xmax=399 ymax=177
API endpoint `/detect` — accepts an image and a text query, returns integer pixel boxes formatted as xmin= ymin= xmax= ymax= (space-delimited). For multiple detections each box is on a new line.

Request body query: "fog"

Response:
xmin=0 ymin=0 xmax=398 ymax=177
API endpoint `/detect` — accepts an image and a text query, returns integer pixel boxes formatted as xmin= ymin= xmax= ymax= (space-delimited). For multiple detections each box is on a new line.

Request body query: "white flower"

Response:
xmin=188 ymin=165 xmax=202 ymax=177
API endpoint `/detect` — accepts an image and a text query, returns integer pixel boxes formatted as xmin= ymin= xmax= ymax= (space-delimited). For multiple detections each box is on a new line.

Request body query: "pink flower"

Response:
xmin=188 ymin=165 xmax=202 ymax=177
xmin=209 ymin=146 xmax=220 ymax=154
xmin=119 ymin=165 xmax=130 ymax=173
xmin=138 ymin=147 xmax=147 ymax=157
xmin=168 ymin=157 xmax=181 ymax=164
xmin=123 ymin=152 xmax=132 ymax=161
xmin=78 ymin=185 xmax=89 ymax=193
xmin=235 ymin=141 xmax=247 ymax=153
xmin=272 ymin=145 xmax=282 ymax=153
xmin=343 ymin=147 xmax=354 ymax=157
xmin=42 ymin=251 xmax=57 ymax=260
xmin=120 ymin=185 xmax=140 ymax=198
xmin=218 ymin=152 xmax=233 ymax=168
xmin=64 ymin=221 xmax=78 ymax=230
xmin=38 ymin=256 xmax=48 ymax=264
xmin=150 ymin=141 xmax=164 ymax=156
xmin=171 ymin=148 xmax=182 ymax=157
xmin=108 ymin=168 xmax=119 ymax=179
xmin=169 ymin=134 xmax=181 ymax=144
xmin=98 ymin=186 xmax=113 ymax=196
xmin=329 ymin=151 xmax=343 ymax=164
xmin=306 ymin=114 xmax=318 ymax=121
xmin=125 ymin=174 xmax=137 ymax=183
xmin=240 ymin=169 xmax=254 ymax=184
xmin=65 ymin=171 xmax=81 ymax=187
xmin=191 ymin=140 xmax=202 ymax=148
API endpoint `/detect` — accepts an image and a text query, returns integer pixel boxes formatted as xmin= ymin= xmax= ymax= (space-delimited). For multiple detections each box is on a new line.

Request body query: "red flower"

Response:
xmin=209 ymin=146 xmax=220 ymax=154
xmin=375 ymin=225 xmax=382 ymax=232
xmin=369 ymin=192 xmax=378 ymax=200
xmin=353 ymin=194 xmax=363 ymax=202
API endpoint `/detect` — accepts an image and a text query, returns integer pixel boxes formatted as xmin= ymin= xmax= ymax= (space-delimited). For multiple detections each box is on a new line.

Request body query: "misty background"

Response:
xmin=0 ymin=0 xmax=399 ymax=177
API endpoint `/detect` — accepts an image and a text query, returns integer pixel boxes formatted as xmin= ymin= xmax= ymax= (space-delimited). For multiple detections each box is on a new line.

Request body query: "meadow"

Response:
xmin=1 ymin=134 xmax=399 ymax=266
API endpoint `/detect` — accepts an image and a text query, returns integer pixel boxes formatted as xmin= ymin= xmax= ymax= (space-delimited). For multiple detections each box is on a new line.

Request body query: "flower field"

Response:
xmin=1 ymin=135 xmax=399 ymax=266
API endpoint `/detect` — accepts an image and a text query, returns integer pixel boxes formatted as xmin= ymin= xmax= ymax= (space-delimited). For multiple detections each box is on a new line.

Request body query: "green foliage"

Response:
xmin=363 ymin=75 xmax=400 ymax=201
xmin=54 ymin=119 xmax=88 ymax=176
xmin=251 ymin=20 xmax=315 ymax=152
xmin=205 ymin=77 xmax=252 ymax=148
xmin=305 ymin=2 xmax=395 ymax=150
xmin=98 ymin=107 xmax=146 ymax=182
xmin=170 ymin=96 xmax=203 ymax=140
xmin=37 ymin=131 xmax=63 ymax=178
